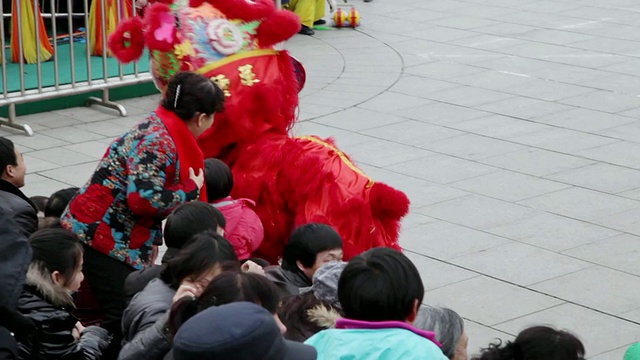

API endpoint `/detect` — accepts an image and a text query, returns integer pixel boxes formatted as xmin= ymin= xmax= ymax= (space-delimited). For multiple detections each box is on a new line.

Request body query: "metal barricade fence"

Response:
xmin=0 ymin=0 xmax=151 ymax=136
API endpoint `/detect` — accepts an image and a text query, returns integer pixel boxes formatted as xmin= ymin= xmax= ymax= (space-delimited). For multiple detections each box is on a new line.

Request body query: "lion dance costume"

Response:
xmin=107 ymin=0 xmax=410 ymax=263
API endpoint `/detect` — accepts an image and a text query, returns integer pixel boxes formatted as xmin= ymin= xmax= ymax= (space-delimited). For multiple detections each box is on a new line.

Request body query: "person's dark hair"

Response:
xmin=414 ymin=306 xmax=464 ymax=359
xmin=169 ymin=271 xmax=281 ymax=336
xmin=472 ymin=326 xmax=585 ymax=360
xmin=29 ymin=228 xmax=83 ymax=285
xmin=39 ymin=217 xmax=64 ymax=229
xmin=204 ymin=158 xmax=234 ymax=202
xmin=44 ymin=187 xmax=79 ymax=218
xmin=160 ymin=230 xmax=238 ymax=289
xmin=0 ymin=137 xmax=17 ymax=174
xmin=30 ymin=196 xmax=49 ymax=214
xmin=164 ymin=201 xmax=226 ymax=249
xmin=338 ymin=247 xmax=423 ymax=322
xmin=282 ymin=223 xmax=343 ymax=272
xmin=161 ymin=72 xmax=225 ymax=120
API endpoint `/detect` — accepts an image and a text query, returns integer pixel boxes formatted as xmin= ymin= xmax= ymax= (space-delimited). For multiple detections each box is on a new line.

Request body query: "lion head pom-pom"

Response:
xmin=108 ymin=17 xmax=145 ymax=63
xmin=144 ymin=3 xmax=179 ymax=52
xmin=257 ymin=10 xmax=301 ymax=47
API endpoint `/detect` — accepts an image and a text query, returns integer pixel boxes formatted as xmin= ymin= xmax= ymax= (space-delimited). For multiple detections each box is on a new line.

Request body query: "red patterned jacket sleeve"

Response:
xmin=125 ymin=134 xmax=199 ymax=218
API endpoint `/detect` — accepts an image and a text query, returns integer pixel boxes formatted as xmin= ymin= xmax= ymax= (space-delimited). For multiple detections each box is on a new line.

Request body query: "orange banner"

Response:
xmin=89 ymin=0 xmax=133 ymax=56
xmin=11 ymin=0 xmax=54 ymax=63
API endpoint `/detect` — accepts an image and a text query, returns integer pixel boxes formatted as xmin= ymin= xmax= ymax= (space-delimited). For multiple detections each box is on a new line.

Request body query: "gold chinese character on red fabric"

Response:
xmin=211 ymin=74 xmax=231 ymax=97
xmin=238 ymin=64 xmax=260 ymax=86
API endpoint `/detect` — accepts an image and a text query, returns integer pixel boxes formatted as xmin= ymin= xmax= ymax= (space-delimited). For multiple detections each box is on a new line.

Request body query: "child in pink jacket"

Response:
xmin=204 ymin=158 xmax=264 ymax=259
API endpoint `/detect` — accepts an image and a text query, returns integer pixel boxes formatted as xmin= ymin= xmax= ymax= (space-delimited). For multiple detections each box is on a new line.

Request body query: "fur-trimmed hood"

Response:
xmin=24 ymin=262 xmax=75 ymax=308
xmin=307 ymin=304 xmax=341 ymax=329
xmin=17 ymin=264 xmax=111 ymax=360
xmin=279 ymin=293 xmax=343 ymax=343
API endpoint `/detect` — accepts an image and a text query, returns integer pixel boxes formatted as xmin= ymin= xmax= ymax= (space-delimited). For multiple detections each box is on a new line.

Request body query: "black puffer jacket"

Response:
xmin=16 ymin=264 xmax=111 ymax=360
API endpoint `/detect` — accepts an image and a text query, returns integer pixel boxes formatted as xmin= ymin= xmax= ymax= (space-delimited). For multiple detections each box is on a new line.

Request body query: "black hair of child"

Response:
xmin=160 ymin=230 xmax=238 ymax=290
xmin=338 ymin=247 xmax=424 ymax=322
xmin=164 ymin=201 xmax=226 ymax=249
xmin=203 ymin=158 xmax=233 ymax=203
xmin=281 ymin=223 xmax=343 ymax=272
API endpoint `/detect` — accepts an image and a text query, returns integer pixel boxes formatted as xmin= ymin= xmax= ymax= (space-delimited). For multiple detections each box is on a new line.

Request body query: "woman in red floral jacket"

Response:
xmin=60 ymin=71 xmax=225 ymax=356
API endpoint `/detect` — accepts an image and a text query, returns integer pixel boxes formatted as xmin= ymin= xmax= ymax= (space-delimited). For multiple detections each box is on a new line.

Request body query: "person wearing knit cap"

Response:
xmin=301 ymin=260 xmax=347 ymax=309
xmin=278 ymin=261 xmax=346 ymax=342
xmin=172 ymin=302 xmax=317 ymax=360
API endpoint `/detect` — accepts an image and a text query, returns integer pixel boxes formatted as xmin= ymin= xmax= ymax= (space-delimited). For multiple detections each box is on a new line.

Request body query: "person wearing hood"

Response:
xmin=15 ymin=228 xmax=110 ymax=359
xmin=204 ymin=158 xmax=264 ymax=261
xmin=277 ymin=261 xmax=346 ymax=342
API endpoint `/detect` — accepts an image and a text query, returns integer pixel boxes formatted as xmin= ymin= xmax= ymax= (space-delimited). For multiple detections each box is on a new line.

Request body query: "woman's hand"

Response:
xmin=241 ymin=260 xmax=265 ymax=275
xmin=73 ymin=322 xmax=86 ymax=340
xmin=189 ymin=167 xmax=205 ymax=189
xmin=150 ymin=245 xmax=159 ymax=264
xmin=172 ymin=281 xmax=199 ymax=304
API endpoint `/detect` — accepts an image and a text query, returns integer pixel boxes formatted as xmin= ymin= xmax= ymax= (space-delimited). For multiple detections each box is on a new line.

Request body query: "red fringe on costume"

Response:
xmin=202 ymin=0 xmax=275 ymax=21
xmin=197 ymin=48 xmax=410 ymax=264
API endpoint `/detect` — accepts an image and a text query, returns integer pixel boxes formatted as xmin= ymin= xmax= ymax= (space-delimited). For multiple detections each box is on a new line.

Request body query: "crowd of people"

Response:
xmin=0 ymin=71 xmax=633 ymax=360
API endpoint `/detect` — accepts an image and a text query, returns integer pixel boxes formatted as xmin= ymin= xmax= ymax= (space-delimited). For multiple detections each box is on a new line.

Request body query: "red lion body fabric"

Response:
xmin=225 ymin=134 xmax=409 ymax=263
xmin=107 ymin=0 xmax=410 ymax=263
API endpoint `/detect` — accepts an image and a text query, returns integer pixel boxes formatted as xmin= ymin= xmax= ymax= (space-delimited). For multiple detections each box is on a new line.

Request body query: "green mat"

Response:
xmin=0 ymin=42 xmax=150 ymax=93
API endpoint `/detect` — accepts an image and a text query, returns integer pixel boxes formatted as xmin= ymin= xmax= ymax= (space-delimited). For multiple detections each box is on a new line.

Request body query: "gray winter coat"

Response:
xmin=0 ymin=210 xmax=34 ymax=358
xmin=119 ymin=279 xmax=175 ymax=360
xmin=0 ymin=179 xmax=38 ymax=237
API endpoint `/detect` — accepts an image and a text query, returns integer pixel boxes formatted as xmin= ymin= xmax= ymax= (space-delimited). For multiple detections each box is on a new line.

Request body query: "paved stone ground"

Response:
xmin=3 ymin=0 xmax=640 ymax=357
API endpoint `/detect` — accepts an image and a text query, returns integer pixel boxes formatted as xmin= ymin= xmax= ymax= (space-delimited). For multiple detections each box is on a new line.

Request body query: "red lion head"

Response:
xmin=109 ymin=0 xmax=302 ymax=157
